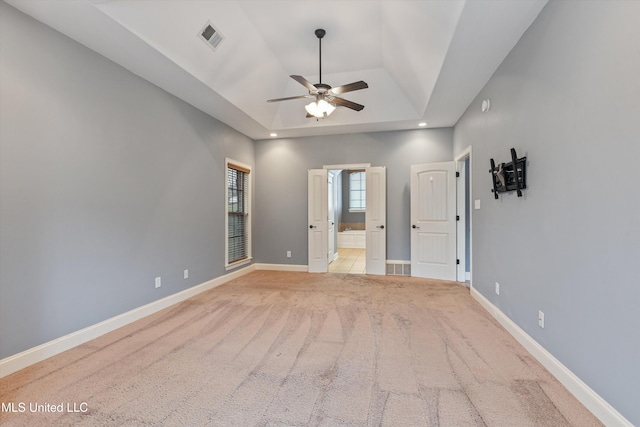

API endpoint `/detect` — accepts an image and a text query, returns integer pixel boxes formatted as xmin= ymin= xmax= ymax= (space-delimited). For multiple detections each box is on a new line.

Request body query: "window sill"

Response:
xmin=349 ymin=209 xmax=365 ymax=213
xmin=225 ymin=257 xmax=253 ymax=271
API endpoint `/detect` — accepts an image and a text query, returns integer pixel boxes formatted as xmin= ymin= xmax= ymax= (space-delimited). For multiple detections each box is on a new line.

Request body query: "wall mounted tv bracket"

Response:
xmin=490 ymin=148 xmax=527 ymax=199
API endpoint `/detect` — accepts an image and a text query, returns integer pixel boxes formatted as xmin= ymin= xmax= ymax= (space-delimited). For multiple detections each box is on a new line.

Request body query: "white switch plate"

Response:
xmin=474 ymin=199 xmax=481 ymax=210
xmin=538 ymin=310 xmax=545 ymax=328
xmin=495 ymin=282 xmax=500 ymax=295
xmin=287 ymin=251 xmax=291 ymax=258
xmin=155 ymin=277 xmax=161 ymax=288
xmin=184 ymin=269 xmax=189 ymax=279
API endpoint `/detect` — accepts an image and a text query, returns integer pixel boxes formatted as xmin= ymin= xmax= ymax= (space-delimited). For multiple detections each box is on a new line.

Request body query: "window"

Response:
xmin=226 ymin=159 xmax=251 ymax=268
xmin=349 ymin=170 xmax=366 ymax=212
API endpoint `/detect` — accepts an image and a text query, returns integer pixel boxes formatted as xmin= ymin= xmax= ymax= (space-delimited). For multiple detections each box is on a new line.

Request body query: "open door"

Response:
xmin=308 ymin=169 xmax=328 ymax=273
xmin=365 ymin=166 xmax=386 ymax=275
xmin=328 ymin=172 xmax=336 ymax=264
xmin=410 ymin=162 xmax=456 ymax=280
xmin=456 ymin=158 xmax=467 ymax=282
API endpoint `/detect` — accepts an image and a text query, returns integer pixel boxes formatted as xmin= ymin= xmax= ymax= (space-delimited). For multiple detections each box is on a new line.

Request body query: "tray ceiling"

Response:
xmin=6 ymin=0 xmax=548 ymax=139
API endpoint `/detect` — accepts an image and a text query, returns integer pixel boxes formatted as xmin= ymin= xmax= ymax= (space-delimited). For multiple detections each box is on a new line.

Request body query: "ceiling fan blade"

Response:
xmin=291 ymin=75 xmax=317 ymax=92
xmin=330 ymin=80 xmax=368 ymax=95
xmin=332 ymin=97 xmax=365 ymax=111
xmin=267 ymin=95 xmax=311 ymax=103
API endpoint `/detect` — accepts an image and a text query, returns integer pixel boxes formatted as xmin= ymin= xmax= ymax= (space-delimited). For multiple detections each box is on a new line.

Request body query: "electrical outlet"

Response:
xmin=155 ymin=277 xmax=161 ymax=289
xmin=538 ymin=310 xmax=545 ymax=328
xmin=184 ymin=269 xmax=189 ymax=279
xmin=287 ymin=251 xmax=291 ymax=258
xmin=495 ymin=282 xmax=500 ymax=295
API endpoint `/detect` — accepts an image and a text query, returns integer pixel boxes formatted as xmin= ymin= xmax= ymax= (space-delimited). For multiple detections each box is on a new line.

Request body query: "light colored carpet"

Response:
xmin=0 ymin=271 xmax=601 ymax=426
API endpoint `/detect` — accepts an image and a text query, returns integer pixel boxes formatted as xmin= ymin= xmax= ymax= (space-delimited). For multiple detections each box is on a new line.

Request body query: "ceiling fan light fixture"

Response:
xmin=267 ymin=29 xmax=367 ymax=117
xmin=305 ymin=99 xmax=336 ymax=118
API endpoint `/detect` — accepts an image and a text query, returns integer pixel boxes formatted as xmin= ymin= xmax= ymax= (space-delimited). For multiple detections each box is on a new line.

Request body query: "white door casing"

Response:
xmin=308 ymin=169 xmax=328 ymax=273
xmin=456 ymin=159 xmax=466 ymax=282
xmin=365 ymin=166 xmax=386 ymax=275
xmin=410 ymin=162 xmax=457 ymax=280
xmin=455 ymin=145 xmax=473 ymax=286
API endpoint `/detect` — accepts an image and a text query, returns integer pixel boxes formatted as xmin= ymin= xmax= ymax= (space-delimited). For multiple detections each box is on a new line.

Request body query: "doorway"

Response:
xmin=455 ymin=146 xmax=472 ymax=286
xmin=410 ymin=161 xmax=458 ymax=280
xmin=409 ymin=148 xmax=472 ymax=284
xmin=328 ymin=169 xmax=366 ymax=274
xmin=307 ymin=164 xmax=386 ymax=275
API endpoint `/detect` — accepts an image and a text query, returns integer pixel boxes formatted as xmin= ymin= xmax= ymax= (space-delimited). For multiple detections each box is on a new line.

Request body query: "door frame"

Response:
xmin=322 ymin=163 xmax=373 ymax=271
xmin=455 ymin=146 xmax=473 ymax=288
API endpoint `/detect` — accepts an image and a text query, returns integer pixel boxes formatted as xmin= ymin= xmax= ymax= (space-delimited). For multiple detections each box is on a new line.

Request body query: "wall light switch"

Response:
xmin=184 ymin=269 xmax=189 ymax=279
xmin=538 ymin=310 xmax=545 ymax=328
xmin=155 ymin=277 xmax=161 ymax=288
xmin=495 ymin=282 xmax=500 ymax=295
xmin=474 ymin=199 xmax=481 ymax=210
xmin=287 ymin=251 xmax=292 ymax=258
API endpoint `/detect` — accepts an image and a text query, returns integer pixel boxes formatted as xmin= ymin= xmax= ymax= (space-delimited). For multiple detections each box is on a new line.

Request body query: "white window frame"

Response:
xmin=225 ymin=158 xmax=252 ymax=270
xmin=348 ymin=170 xmax=366 ymax=213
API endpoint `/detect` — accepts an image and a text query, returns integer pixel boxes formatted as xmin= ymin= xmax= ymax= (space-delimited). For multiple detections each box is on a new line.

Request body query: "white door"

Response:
xmin=456 ymin=159 xmax=467 ymax=282
xmin=328 ymin=172 xmax=335 ymax=264
xmin=410 ymin=162 xmax=456 ymax=280
xmin=308 ymin=169 xmax=328 ymax=273
xmin=365 ymin=166 xmax=386 ymax=275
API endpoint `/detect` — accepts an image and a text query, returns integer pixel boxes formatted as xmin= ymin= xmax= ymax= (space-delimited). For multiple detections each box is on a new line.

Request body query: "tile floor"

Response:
xmin=328 ymin=248 xmax=366 ymax=274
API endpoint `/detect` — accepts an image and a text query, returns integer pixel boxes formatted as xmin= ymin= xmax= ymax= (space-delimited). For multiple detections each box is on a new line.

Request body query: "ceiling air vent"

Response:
xmin=199 ymin=21 xmax=224 ymax=51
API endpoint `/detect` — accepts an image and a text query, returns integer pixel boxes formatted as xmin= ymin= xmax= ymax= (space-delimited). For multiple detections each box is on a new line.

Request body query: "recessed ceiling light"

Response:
xmin=270 ymin=133 xmax=278 ymax=137
xmin=418 ymin=122 xmax=428 ymax=127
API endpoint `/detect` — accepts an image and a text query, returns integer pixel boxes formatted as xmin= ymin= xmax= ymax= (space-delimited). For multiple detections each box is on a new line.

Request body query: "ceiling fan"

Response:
xmin=267 ymin=28 xmax=368 ymax=119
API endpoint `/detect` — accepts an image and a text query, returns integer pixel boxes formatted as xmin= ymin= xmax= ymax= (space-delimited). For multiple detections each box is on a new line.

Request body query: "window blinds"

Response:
xmin=227 ymin=164 xmax=249 ymax=264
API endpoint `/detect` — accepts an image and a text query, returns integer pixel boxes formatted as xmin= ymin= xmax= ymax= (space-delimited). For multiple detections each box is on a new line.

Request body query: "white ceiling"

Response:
xmin=6 ymin=0 xmax=548 ymax=140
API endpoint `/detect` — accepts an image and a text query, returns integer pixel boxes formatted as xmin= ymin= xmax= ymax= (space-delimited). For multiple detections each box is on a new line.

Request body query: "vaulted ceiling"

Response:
xmin=7 ymin=0 xmax=548 ymax=139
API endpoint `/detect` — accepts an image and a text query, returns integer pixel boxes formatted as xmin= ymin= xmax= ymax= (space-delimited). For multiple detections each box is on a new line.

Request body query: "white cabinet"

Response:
xmin=337 ymin=231 xmax=366 ymax=248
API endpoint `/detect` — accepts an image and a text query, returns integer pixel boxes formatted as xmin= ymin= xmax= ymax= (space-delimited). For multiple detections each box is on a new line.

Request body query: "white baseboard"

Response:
xmin=0 ymin=264 xmax=256 ymax=378
xmin=471 ymin=287 xmax=632 ymax=427
xmin=254 ymin=263 xmax=308 ymax=272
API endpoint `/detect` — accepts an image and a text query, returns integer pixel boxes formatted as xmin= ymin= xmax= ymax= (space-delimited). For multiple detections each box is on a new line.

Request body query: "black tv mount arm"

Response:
xmin=490 ymin=148 xmax=527 ymax=199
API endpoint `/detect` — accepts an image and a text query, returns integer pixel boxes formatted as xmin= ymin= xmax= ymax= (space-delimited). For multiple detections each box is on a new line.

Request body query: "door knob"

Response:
xmin=309 ymin=225 xmax=317 ymax=229
xmin=376 ymin=225 xmax=385 ymax=229
xmin=412 ymin=225 xmax=420 ymax=229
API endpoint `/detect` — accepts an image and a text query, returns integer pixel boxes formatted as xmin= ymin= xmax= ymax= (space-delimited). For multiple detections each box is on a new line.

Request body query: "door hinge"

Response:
xmin=456 ymin=215 xmax=460 ymax=221
xmin=456 ymin=259 xmax=460 ymax=265
xmin=456 ymin=172 xmax=460 ymax=178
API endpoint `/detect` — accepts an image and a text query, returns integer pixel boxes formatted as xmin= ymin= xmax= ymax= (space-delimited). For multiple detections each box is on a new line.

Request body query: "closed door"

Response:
xmin=308 ymin=169 xmax=328 ymax=273
xmin=410 ymin=162 xmax=456 ymax=280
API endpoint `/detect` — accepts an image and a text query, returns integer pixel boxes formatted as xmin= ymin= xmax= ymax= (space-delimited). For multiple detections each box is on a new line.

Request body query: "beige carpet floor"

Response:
xmin=0 ymin=271 xmax=601 ymax=426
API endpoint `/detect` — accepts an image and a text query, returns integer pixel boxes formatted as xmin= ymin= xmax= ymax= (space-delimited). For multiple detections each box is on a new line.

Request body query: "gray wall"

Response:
xmin=453 ymin=1 xmax=639 ymax=423
xmin=0 ymin=3 xmax=254 ymax=359
xmin=254 ymin=129 xmax=453 ymax=265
